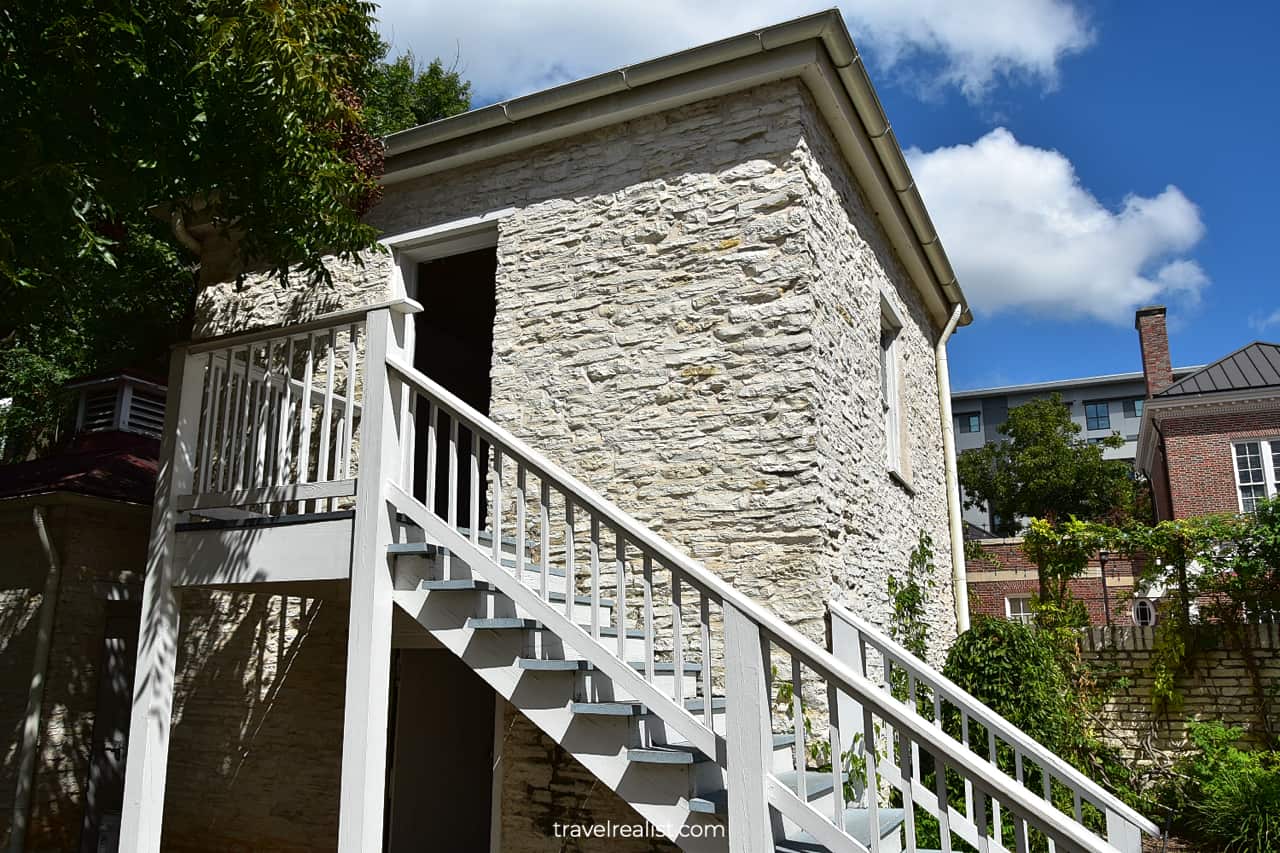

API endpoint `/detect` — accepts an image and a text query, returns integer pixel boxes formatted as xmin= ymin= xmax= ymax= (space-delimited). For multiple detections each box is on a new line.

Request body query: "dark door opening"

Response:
xmin=79 ymin=601 xmax=141 ymax=853
xmin=412 ymin=247 xmax=498 ymax=522
xmin=385 ymin=650 xmax=496 ymax=852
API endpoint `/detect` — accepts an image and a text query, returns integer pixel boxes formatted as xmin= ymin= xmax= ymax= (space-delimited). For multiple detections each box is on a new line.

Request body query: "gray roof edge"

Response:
xmin=378 ymin=9 xmax=971 ymax=326
xmin=953 ymin=366 xmax=1206 ymax=400
xmin=1156 ymin=341 xmax=1280 ymax=397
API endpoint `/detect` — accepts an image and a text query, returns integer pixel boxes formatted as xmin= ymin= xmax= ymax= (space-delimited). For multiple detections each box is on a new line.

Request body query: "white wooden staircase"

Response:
xmin=123 ymin=305 xmax=1162 ymax=853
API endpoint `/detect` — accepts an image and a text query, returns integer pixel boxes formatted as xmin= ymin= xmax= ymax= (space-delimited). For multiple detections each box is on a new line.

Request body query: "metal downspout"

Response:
xmin=9 ymin=506 xmax=63 ymax=853
xmin=935 ymin=304 xmax=969 ymax=633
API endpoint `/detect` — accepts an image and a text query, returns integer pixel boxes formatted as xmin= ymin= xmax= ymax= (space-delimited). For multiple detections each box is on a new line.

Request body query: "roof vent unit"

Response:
xmin=68 ymin=373 xmax=168 ymax=439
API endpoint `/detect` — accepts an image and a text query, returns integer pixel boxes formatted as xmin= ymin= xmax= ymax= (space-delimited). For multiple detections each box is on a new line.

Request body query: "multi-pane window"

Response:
xmin=1005 ymin=596 xmax=1033 ymax=625
xmin=1084 ymin=400 xmax=1111 ymax=431
xmin=1132 ymin=598 xmax=1157 ymax=626
xmin=880 ymin=310 xmax=905 ymax=475
xmin=957 ymin=412 xmax=981 ymax=434
xmin=1233 ymin=440 xmax=1279 ymax=512
xmin=1123 ymin=398 xmax=1145 ymax=419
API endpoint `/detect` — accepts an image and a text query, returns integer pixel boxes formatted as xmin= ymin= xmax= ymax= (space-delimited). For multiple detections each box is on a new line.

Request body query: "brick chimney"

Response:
xmin=1135 ymin=305 xmax=1174 ymax=396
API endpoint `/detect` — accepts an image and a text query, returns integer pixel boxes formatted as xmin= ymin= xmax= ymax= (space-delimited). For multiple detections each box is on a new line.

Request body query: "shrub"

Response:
xmin=1171 ymin=721 xmax=1280 ymax=853
xmin=942 ymin=616 xmax=1079 ymax=757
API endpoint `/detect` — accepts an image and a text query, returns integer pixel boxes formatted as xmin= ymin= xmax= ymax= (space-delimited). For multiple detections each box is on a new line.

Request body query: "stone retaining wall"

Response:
xmin=1081 ymin=623 xmax=1280 ymax=767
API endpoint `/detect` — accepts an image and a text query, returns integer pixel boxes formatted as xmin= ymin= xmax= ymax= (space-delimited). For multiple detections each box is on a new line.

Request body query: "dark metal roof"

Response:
xmin=0 ymin=431 xmax=159 ymax=504
xmin=1156 ymin=342 xmax=1280 ymax=397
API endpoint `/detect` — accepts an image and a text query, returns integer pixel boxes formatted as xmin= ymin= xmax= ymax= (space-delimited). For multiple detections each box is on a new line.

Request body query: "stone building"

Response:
xmin=5 ymin=12 xmax=1157 ymax=853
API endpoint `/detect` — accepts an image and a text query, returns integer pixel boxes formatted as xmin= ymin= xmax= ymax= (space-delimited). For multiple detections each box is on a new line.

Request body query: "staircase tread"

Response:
xmin=420 ymin=579 xmax=493 ymax=591
xmin=517 ymin=658 xmax=590 ymax=671
xmin=516 ymin=658 xmax=704 ymax=674
xmin=570 ymin=701 xmax=648 ymax=716
xmin=775 ymin=807 xmax=906 ymax=851
xmin=688 ymin=790 xmax=727 ymax=814
xmin=682 ymin=696 xmax=727 ymax=713
xmin=548 ymin=591 xmax=615 ymax=608
xmin=389 ymin=541 xmax=438 ymax=556
xmin=596 ymin=626 xmax=647 ymax=639
xmin=688 ymin=769 xmax=846 ymax=817
xmin=627 ymin=745 xmax=710 ymax=765
xmin=774 ymin=769 xmax=835 ymax=799
xmin=466 ymin=617 xmax=539 ymax=630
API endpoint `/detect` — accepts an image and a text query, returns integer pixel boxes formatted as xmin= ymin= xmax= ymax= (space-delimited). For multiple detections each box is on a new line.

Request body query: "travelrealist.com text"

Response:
xmin=552 ymin=821 xmax=726 ymax=839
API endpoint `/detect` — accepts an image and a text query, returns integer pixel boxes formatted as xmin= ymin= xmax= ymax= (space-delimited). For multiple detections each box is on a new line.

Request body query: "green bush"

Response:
xmin=942 ymin=616 xmax=1079 ymax=757
xmin=1171 ymin=721 xmax=1280 ymax=853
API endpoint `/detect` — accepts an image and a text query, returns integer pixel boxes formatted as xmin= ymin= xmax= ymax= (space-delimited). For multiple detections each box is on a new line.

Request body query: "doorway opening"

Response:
xmin=411 ymin=247 xmax=497 ymax=519
xmin=385 ymin=650 xmax=497 ymax=852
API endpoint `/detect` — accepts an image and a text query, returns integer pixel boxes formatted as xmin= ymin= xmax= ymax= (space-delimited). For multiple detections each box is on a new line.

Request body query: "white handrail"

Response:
xmin=385 ymin=352 xmax=1125 ymax=853
xmin=830 ymin=602 xmax=1161 ymax=840
xmin=187 ymin=297 xmax=422 ymax=354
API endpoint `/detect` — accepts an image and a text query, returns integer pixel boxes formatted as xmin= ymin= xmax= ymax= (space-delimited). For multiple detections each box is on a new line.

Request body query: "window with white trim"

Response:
xmin=1132 ymin=598 xmax=1157 ymax=626
xmin=1005 ymin=596 xmax=1033 ymax=625
xmin=880 ymin=306 xmax=906 ymax=477
xmin=1233 ymin=440 xmax=1280 ymax=513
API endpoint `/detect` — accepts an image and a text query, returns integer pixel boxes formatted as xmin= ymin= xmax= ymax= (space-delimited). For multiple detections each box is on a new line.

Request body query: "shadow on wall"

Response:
xmin=0 ymin=518 xmax=47 ymax=848
xmin=160 ymin=586 xmax=348 ymax=852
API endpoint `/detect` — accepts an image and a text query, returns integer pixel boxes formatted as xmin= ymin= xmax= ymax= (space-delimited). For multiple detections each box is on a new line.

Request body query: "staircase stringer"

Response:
xmin=391 ymin=488 xmax=728 ymax=851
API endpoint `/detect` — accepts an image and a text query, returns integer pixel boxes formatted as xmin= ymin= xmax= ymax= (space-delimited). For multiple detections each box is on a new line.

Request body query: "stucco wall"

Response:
xmin=0 ymin=509 xmax=47 ymax=849
xmin=191 ymin=78 xmax=953 ymax=848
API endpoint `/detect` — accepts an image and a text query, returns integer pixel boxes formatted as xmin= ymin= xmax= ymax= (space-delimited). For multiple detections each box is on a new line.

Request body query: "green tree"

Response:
xmin=0 ymin=3 xmax=473 ymax=460
xmin=1 ymin=0 xmax=385 ymax=294
xmin=363 ymin=49 xmax=472 ymax=137
xmin=957 ymin=393 xmax=1141 ymax=536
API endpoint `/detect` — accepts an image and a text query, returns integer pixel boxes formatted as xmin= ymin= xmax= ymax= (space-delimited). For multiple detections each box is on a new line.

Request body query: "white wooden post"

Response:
xmin=1106 ymin=809 xmax=1142 ymax=853
xmin=830 ymin=612 xmax=867 ymax=768
xmin=337 ymin=308 xmax=399 ymax=853
xmin=119 ymin=346 xmax=205 ymax=853
xmin=723 ymin=602 xmax=775 ymax=853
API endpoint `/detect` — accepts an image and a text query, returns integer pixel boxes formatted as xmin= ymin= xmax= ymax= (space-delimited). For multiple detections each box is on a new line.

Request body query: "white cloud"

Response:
xmin=905 ymin=128 xmax=1209 ymax=323
xmin=841 ymin=0 xmax=1092 ymax=99
xmin=1250 ymin=309 xmax=1280 ymax=333
xmin=374 ymin=1 xmax=1093 ymax=103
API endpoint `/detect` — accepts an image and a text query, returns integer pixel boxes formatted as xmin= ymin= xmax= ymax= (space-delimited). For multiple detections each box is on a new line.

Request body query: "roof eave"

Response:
xmin=379 ymin=10 xmax=971 ymax=330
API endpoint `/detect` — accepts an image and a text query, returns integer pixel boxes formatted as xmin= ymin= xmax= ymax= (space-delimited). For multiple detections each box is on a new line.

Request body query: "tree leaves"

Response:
xmin=957 ymin=393 xmax=1143 ymax=536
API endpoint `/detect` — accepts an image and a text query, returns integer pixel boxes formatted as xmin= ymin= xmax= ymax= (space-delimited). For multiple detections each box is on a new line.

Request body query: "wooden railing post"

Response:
xmin=119 ymin=345 xmax=205 ymax=853
xmin=337 ymin=308 xmax=398 ymax=853
xmin=1106 ymin=809 xmax=1141 ymax=853
xmin=723 ymin=602 xmax=775 ymax=852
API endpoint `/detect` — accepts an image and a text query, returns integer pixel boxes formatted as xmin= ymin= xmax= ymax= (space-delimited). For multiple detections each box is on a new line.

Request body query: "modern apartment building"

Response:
xmin=952 ymin=363 xmax=1201 ymax=533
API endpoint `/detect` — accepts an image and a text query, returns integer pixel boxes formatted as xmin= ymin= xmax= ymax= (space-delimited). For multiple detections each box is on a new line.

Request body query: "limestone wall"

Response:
xmin=793 ymin=90 xmax=955 ymax=664
xmin=159 ymin=591 xmax=348 ymax=851
xmin=190 ymin=77 xmax=955 ymax=849
xmin=1083 ymin=624 xmax=1280 ymax=767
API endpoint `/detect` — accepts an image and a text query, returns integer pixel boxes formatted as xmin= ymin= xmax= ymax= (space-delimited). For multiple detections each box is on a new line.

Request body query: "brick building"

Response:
xmin=965 ymin=537 xmax=1150 ymax=627
xmin=1134 ymin=305 xmax=1280 ymax=519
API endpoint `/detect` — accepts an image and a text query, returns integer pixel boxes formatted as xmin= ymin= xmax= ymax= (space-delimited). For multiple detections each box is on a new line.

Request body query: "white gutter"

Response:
xmin=9 ymin=507 xmax=63 ymax=853
xmin=380 ymin=9 xmax=971 ymax=331
xmin=935 ymin=304 xmax=969 ymax=633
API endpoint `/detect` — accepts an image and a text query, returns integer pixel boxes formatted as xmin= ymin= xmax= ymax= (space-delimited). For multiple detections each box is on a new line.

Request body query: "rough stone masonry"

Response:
xmin=189 ymin=77 xmax=957 ymax=851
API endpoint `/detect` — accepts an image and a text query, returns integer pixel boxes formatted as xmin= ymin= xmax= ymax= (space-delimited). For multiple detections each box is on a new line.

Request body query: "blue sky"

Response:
xmin=375 ymin=2 xmax=1280 ymax=390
